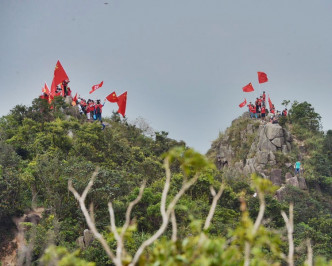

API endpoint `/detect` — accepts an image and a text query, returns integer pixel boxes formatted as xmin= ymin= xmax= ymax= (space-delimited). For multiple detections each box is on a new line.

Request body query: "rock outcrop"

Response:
xmin=76 ymin=229 xmax=95 ymax=249
xmin=243 ymin=123 xmax=292 ymax=180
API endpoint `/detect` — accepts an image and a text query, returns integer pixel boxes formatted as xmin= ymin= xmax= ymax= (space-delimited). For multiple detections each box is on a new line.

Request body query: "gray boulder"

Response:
xmin=266 ymin=124 xmax=284 ymax=140
xmin=282 ymin=145 xmax=288 ymax=154
xmin=298 ymin=177 xmax=308 ymax=190
xmin=270 ymin=169 xmax=282 ymax=186
xmin=256 ymin=151 xmax=269 ymax=164
xmin=285 ymin=172 xmax=293 ymax=180
xmin=275 ymin=186 xmax=287 ymax=201
xmin=76 ymin=236 xmax=85 ymax=249
xmin=258 ymin=137 xmax=277 ymax=152
xmin=286 ymin=176 xmax=299 ymax=188
xmin=283 ymin=128 xmax=293 ymax=142
xmin=271 ymin=137 xmax=285 ymax=148
xmin=84 ymin=229 xmax=94 ymax=247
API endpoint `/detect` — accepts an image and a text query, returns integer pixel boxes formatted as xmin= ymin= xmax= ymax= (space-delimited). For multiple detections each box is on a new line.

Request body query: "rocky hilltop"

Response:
xmin=208 ymin=114 xmax=307 ymax=199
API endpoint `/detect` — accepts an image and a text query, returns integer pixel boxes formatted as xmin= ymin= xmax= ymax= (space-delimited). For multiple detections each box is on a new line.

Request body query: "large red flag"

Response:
xmin=90 ymin=81 xmax=104 ymax=94
xmin=258 ymin=72 xmax=268 ymax=83
xmin=42 ymin=83 xmax=50 ymax=95
xmin=239 ymin=98 xmax=247 ymax=108
xmin=117 ymin=91 xmax=127 ymax=117
xmin=106 ymin=91 xmax=118 ymax=102
xmin=50 ymin=60 xmax=69 ymax=96
xmin=242 ymin=83 xmax=254 ymax=92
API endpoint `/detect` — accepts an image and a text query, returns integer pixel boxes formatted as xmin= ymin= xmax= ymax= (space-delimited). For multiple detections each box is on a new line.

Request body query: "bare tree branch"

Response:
xmin=204 ymin=183 xmax=224 ymax=230
xmin=121 ymin=180 xmax=146 ymax=238
xmin=171 ymin=210 xmax=177 ymax=242
xmin=68 ymin=168 xmax=117 ymax=264
xmin=281 ymin=203 xmax=294 ymax=266
xmin=306 ymin=239 xmax=313 ymax=266
xmin=108 ymin=202 xmax=120 ymax=242
xmin=130 ymin=173 xmax=199 ymax=266
xmin=244 ymin=241 xmax=251 ymax=266
xmin=244 ymin=188 xmax=266 ymax=266
xmin=253 ymin=191 xmax=265 ymax=234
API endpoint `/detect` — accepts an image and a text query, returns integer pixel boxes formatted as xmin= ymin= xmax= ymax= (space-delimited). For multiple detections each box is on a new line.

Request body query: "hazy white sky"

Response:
xmin=1 ymin=0 xmax=331 ymax=153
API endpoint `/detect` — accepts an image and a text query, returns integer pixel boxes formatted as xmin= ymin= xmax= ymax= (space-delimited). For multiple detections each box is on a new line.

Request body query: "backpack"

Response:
xmin=96 ymin=105 xmax=101 ymax=114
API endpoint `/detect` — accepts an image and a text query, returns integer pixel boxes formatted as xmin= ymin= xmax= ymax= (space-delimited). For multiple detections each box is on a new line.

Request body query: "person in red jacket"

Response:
xmin=261 ymin=105 xmax=266 ymax=120
xmin=262 ymin=91 xmax=266 ymax=106
xmin=282 ymin=108 xmax=288 ymax=117
xmin=247 ymin=102 xmax=253 ymax=118
xmin=95 ymin=99 xmax=106 ymax=129
xmin=89 ymin=100 xmax=95 ymax=121
xmin=250 ymin=104 xmax=257 ymax=119
xmin=95 ymin=100 xmax=105 ymax=121
xmin=66 ymin=87 xmax=72 ymax=97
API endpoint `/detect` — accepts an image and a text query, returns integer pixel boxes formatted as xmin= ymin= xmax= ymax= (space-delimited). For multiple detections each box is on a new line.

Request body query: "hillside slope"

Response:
xmin=0 ymin=97 xmax=331 ymax=265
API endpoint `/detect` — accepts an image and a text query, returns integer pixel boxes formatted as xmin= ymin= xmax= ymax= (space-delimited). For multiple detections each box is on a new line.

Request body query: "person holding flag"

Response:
xmin=95 ymin=99 xmax=106 ymax=129
xmin=50 ymin=60 xmax=69 ymax=96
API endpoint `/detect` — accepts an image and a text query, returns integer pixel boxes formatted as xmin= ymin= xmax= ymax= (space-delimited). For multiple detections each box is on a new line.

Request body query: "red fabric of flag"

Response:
xmin=42 ymin=83 xmax=50 ymax=95
xmin=258 ymin=72 xmax=268 ymax=83
xmin=268 ymin=95 xmax=273 ymax=109
xmin=242 ymin=83 xmax=254 ymax=92
xmin=239 ymin=98 xmax=247 ymax=108
xmin=73 ymin=93 xmax=78 ymax=102
xmin=106 ymin=91 xmax=118 ymax=102
xmin=89 ymin=81 xmax=104 ymax=94
xmin=50 ymin=60 xmax=69 ymax=96
xmin=117 ymin=91 xmax=127 ymax=117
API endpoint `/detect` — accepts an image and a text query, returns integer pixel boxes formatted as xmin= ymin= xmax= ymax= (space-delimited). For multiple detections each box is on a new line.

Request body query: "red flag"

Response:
xmin=239 ymin=98 xmax=247 ymax=108
xmin=268 ymin=95 xmax=273 ymax=109
xmin=50 ymin=60 xmax=69 ymax=96
xmin=89 ymin=81 xmax=103 ymax=94
xmin=117 ymin=91 xmax=127 ymax=117
xmin=258 ymin=72 xmax=268 ymax=83
xmin=73 ymin=93 xmax=78 ymax=102
xmin=242 ymin=83 xmax=254 ymax=92
xmin=42 ymin=83 xmax=50 ymax=95
xmin=106 ymin=91 xmax=118 ymax=102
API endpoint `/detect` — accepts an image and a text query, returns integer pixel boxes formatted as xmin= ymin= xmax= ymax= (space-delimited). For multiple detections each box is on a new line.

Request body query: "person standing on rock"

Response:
xmin=261 ymin=105 xmax=266 ymax=121
xmin=294 ymin=161 xmax=301 ymax=175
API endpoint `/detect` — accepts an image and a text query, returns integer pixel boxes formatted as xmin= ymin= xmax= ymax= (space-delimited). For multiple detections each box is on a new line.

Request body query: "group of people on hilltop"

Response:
xmin=76 ymin=97 xmax=105 ymax=124
xmin=39 ymin=79 xmax=106 ymax=129
xmin=247 ymin=91 xmax=288 ymax=124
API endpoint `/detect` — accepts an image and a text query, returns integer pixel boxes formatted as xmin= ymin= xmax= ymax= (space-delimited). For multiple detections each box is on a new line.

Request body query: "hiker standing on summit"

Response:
xmin=95 ymin=100 xmax=105 ymax=122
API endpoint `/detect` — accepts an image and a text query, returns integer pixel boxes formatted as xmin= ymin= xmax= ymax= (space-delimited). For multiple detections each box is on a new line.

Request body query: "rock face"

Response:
xmin=270 ymin=169 xmax=282 ymax=186
xmin=285 ymin=176 xmax=307 ymax=190
xmin=243 ymin=123 xmax=292 ymax=178
xmin=83 ymin=229 xmax=94 ymax=247
xmin=275 ymin=186 xmax=287 ymax=201
xmin=76 ymin=229 xmax=95 ymax=249
xmin=214 ymin=120 xmax=293 ymax=181
xmin=211 ymin=117 xmax=311 ymax=200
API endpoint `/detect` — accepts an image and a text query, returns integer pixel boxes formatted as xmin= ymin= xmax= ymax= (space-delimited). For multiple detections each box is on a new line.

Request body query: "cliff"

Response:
xmin=208 ymin=114 xmax=308 ymax=198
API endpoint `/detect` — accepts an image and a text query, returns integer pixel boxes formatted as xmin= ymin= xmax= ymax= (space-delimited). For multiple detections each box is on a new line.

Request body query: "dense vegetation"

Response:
xmin=0 ymin=97 xmax=331 ymax=265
